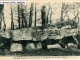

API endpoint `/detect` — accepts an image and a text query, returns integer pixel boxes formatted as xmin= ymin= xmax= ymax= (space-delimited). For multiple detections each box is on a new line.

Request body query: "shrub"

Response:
xmin=55 ymin=20 xmax=77 ymax=29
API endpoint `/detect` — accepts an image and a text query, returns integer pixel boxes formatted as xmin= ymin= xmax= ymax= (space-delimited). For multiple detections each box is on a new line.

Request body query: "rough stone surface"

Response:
xmin=10 ymin=43 xmax=23 ymax=52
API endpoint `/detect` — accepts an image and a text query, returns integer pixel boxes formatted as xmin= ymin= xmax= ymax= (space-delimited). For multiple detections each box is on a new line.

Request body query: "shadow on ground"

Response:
xmin=0 ymin=48 xmax=80 ymax=56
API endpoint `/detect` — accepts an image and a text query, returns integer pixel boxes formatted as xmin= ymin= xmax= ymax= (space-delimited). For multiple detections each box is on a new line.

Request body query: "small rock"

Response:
xmin=47 ymin=44 xmax=62 ymax=49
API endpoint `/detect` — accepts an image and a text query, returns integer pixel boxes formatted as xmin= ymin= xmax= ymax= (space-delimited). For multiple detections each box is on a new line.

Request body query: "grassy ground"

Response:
xmin=1 ymin=48 xmax=80 ymax=56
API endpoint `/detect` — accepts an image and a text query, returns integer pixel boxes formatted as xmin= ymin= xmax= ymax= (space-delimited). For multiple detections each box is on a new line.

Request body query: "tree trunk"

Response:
xmin=47 ymin=3 xmax=50 ymax=25
xmin=0 ymin=22 xmax=1 ymax=30
xmin=41 ymin=6 xmax=47 ymax=28
xmin=21 ymin=5 xmax=24 ymax=28
xmin=18 ymin=4 xmax=20 ymax=29
xmin=3 ymin=13 xmax=6 ymax=31
xmin=50 ymin=9 xmax=52 ymax=24
xmin=11 ymin=7 xmax=14 ymax=30
xmin=29 ymin=3 xmax=33 ymax=27
xmin=21 ymin=5 xmax=27 ymax=28
xmin=0 ymin=13 xmax=2 ymax=30
xmin=0 ymin=5 xmax=4 ymax=30
xmin=61 ymin=3 xmax=64 ymax=22
xmin=34 ymin=3 xmax=36 ymax=27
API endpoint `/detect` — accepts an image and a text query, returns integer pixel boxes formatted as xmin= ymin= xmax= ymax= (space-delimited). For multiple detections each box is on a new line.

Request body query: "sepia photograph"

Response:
xmin=0 ymin=0 xmax=80 ymax=57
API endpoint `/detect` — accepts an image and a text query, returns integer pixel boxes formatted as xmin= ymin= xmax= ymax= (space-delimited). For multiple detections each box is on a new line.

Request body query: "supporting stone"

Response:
xmin=10 ymin=43 xmax=23 ymax=52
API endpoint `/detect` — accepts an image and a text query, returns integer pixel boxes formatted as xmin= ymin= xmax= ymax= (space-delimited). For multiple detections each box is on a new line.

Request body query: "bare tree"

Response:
xmin=61 ymin=2 xmax=65 ymax=21
xmin=72 ymin=2 xmax=80 ymax=24
xmin=10 ymin=4 xmax=29 ymax=29
xmin=60 ymin=3 xmax=71 ymax=22
xmin=49 ymin=3 xmax=60 ymax=24
xmin=34 ymin=3 xmax=42 ymax=27
xmin=63 ymin=3 xmax=80 ymax=24
xmin=20 ymin=4 xmax=28 ymax=28
xmin=46 ymin=3 xmax=50 ymax=25
xmin=45 ymin=2 xmax=57 ymax=25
